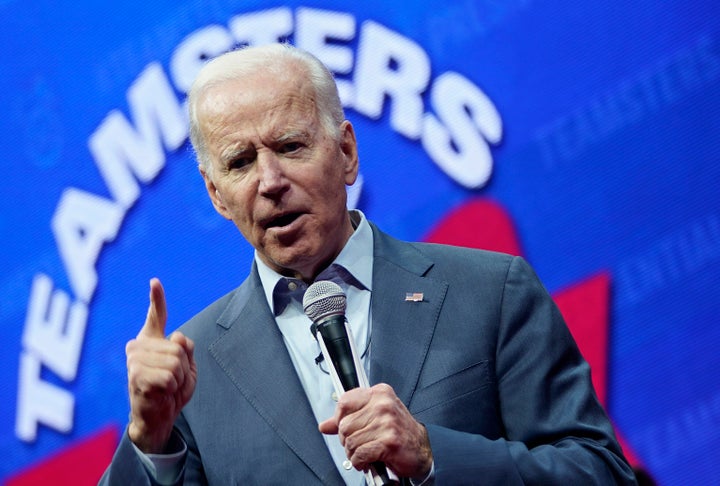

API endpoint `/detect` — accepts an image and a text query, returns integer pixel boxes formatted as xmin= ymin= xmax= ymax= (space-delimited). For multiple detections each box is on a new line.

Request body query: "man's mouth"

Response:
xmin=265 ymin=212 xmax=302 ymax=229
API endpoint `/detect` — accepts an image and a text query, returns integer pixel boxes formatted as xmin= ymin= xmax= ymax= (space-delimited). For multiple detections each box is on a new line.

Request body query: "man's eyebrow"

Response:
xmin=275 ymin=130 xmax=310 ymax=143
xmin=219 ymin=145 xmax=253 ymax=163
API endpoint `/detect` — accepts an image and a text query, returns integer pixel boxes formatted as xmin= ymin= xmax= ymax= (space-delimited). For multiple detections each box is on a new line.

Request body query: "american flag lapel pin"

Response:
xmin=405 ymin=292 xmax=424 ymax=302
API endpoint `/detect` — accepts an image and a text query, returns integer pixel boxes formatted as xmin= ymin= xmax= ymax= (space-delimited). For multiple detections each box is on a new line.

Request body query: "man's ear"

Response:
xmin=200 ymin=167 xmax=231 ymax=219
xmin=339 ymin=120 xmax=359 ymax=186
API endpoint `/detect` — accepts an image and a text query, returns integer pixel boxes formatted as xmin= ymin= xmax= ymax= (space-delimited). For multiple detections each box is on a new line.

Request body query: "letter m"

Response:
xmin=89 ymin=63 xmax=187 ymax=209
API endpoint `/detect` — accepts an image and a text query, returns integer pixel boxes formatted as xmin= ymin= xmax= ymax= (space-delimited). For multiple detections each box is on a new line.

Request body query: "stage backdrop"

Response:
xmin=1 ymin=1 xmax=719 ymax=484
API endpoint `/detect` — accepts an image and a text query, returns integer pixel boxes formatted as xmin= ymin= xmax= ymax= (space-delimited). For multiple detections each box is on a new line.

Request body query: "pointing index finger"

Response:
xmin=138 ymin=277 xmax=167 ymax=338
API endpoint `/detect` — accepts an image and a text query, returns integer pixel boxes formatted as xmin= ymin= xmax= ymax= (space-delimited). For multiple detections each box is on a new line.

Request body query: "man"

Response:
xmin=101 ymin=43 xmax=636 ymax=485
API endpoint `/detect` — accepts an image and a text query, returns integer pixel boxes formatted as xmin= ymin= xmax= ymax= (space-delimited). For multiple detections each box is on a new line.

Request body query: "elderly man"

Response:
xmin=100 ymin=44 xmax=636 ymax=485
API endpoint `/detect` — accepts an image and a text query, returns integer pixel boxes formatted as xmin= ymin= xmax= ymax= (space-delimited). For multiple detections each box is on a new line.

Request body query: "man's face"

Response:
xmin=197 ymin=66 xmax=359 ymax=281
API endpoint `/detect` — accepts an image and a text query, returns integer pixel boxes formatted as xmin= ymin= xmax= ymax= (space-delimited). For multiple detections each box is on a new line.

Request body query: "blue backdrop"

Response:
xmin=1 ymin=1 xmax=719 ymax=484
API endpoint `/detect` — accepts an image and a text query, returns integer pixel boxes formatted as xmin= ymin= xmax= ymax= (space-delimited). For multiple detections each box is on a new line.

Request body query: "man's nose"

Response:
xmin=257 ymin=151 xmax=288 ymax=196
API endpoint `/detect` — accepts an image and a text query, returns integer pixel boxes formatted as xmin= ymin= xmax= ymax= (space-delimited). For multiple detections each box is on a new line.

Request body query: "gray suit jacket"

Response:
xmin=101 ymin=224 xmax=636 ymax=485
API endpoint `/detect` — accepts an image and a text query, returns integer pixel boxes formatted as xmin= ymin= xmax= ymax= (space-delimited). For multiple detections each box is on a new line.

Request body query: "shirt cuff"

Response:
xmin=131 ymin=429 xmax=187 ymax=485
xmin=409 ymin=460 xmax=435 ymax=486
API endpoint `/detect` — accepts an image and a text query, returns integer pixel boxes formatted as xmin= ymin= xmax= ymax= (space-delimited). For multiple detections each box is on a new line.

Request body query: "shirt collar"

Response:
xmin=256 ymin=210 xmax=374 ymax=315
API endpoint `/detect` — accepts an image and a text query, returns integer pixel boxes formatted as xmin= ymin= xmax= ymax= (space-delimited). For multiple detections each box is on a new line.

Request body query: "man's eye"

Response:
xmin=229 ymin=157 xmax=253 ymax=170
xmin=279 ymin=142 xmax=303 ymax=153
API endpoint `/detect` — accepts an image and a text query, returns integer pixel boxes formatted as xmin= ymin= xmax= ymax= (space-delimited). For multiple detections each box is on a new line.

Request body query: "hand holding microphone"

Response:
xmin=304 ymin=281 xmax=433 ymax=484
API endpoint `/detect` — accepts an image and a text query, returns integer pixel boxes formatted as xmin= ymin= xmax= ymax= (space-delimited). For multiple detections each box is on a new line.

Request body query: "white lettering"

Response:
xmin=295 ymin=8 xmax=356 ymax=104
xmin=16 ymin=352 xmax=75 ymax=442
xmin=228 ymin=7 xmax=293 ymax=46
xmin=422 ymin=72 xmax=502 ymax=188
xmin=89 ymin=63 xmax=186 ymax=209
xmin=353 ymin=21 xmax=431 ymax=139
xmin=22 ymin=274 xmax=88 ymax=381
xmin=170 ymin=25 xmax=235 ymax=94
xmin=51 ymin=188 xmax=124 ymax=302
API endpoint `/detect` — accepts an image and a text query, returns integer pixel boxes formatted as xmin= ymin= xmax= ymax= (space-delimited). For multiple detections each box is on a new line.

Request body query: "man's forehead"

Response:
xmin=201 ymin=88 xmax=320 ymax=156
xmin=201 ymin=90 xmax=318 ymax=133
xmin=199 ymin=73 xmax=315 ymax=117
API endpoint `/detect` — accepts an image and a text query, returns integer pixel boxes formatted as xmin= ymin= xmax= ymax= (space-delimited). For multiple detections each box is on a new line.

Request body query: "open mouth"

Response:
xmin=266 ymin=212 xmax=302 ymax=229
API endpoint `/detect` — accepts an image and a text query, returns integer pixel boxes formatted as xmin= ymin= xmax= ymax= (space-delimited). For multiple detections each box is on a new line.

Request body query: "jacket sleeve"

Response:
xmin=98 ymin=427 xmax=181 ymax=486
xmin=426 ymin=256 xmax=637 ymax=485
xmin=98 ymin=425 xmax=203 ymax=486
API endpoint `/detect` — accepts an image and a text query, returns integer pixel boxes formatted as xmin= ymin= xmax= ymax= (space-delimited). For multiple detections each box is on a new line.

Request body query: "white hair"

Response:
xmin=187 ymin=43 xmax=345 ymax=174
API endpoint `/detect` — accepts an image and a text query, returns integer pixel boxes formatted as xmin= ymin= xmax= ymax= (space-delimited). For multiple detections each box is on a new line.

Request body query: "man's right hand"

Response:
xmin=126 ymin=278 xmax=197 ymax=453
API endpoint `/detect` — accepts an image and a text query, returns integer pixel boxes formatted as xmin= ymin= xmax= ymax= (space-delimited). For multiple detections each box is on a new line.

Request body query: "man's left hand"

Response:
xmin=318 ymin=383 xmax=433 ymax=479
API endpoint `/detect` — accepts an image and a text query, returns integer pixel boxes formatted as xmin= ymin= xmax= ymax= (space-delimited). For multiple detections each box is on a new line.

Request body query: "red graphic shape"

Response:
xmin=553 ymin=273 xmax=609 ymax=405
xmin=424 ymin=199 xmax=522 ymax=255
xmin=6 ymin=425 xmax=118 ymax=486
xmin=554 ymin=274 xmax=640 ymax=466
xmin=424 ymin=197 xmax=643 ymax=468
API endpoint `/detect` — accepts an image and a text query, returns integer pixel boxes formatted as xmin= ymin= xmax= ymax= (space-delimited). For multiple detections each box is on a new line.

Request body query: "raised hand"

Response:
xmin=126 ymin=278 xmax=197 ymax=453
xmin=318 ymin=383 xmax=433 ymax=479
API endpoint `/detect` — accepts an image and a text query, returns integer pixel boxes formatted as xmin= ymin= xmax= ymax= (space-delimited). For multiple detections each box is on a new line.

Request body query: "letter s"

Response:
xmin=422 ymin=72 xmax=502 ymax=189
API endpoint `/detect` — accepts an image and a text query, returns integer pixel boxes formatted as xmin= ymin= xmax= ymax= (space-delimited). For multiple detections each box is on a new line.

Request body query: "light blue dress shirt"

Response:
xmin=256 ymin=209 xmax=373 ymax=485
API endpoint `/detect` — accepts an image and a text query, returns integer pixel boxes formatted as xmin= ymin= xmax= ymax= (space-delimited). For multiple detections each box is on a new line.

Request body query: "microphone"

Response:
xmin=303 ymin=281 xmax=398 ymax=486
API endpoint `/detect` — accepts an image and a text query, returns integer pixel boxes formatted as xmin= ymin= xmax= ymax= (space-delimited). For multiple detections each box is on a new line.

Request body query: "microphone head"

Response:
xmin=303 ymin=280 xmax=346 ymax=322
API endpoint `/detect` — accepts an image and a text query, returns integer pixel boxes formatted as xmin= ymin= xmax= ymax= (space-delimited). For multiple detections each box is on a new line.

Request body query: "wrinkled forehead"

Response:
xmin=197 ymin=66 xmax=318 ymax=123
xmin=195 ymin=75 xmax=324 ymax=158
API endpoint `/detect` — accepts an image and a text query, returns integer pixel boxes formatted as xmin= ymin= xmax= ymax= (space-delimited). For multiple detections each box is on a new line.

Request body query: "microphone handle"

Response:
xmin=317 ymin=315 xmax=360 ymax=390
xmin=317 ymin=317 xmax=399 ymax=486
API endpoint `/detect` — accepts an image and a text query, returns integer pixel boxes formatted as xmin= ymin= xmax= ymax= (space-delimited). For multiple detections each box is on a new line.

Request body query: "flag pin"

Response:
xmin=405 ymin=292 xmax=424 ymax=302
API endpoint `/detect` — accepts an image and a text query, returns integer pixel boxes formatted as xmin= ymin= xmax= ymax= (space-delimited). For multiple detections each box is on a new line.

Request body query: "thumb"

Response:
xmin=138 ymin=277 xmax=167 ymax=338
xmin=318 ymin=416 xmax=339 ymax=435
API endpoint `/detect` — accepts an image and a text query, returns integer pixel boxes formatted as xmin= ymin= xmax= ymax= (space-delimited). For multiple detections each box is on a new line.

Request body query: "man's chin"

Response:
xmin=262 ymin=248 xmax=315 ymax=279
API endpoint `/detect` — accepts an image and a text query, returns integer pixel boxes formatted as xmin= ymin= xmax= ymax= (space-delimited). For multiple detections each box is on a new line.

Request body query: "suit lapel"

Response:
xmin=369 ymin=226 xmax=448 ymax=408
xmin=208 ymin=269 xmax=342 ymax=484
xmin=201 ymin=226 xmax=445 ymax=481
